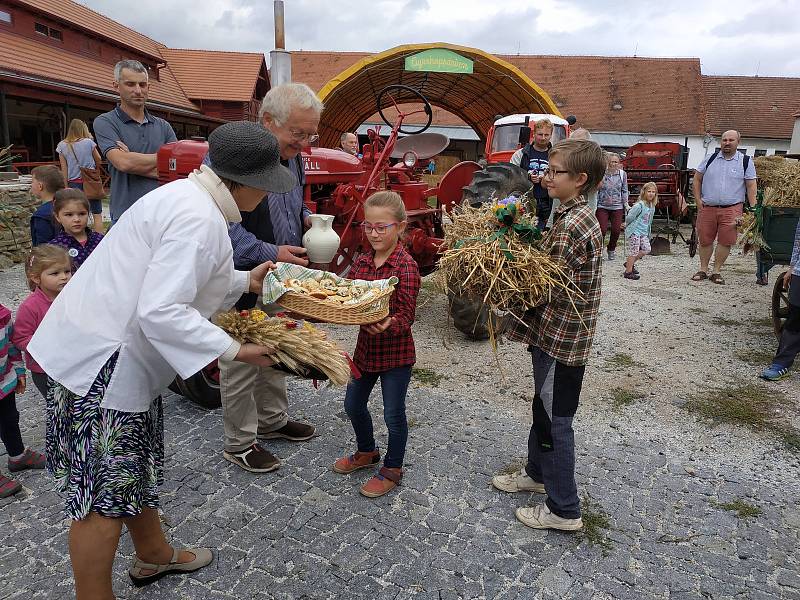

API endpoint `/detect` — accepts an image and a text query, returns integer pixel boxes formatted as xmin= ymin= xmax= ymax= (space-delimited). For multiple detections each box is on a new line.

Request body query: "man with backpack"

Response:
xmin=691 ymin=130 xmax=757 ymax=285
xmin=511 ymin=118 xmax=554 ymax=230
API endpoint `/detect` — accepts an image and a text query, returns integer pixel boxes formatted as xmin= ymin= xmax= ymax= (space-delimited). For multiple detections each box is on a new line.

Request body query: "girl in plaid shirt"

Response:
xmin=333 ymin=191 xmax=420 ymax=498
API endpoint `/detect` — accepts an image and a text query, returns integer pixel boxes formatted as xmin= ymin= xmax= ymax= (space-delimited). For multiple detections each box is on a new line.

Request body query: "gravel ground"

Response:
xmin=1 ymin=231 xmax=799 ymax=599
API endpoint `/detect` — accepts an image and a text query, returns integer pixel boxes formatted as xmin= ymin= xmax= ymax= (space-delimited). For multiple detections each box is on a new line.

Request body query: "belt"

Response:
xmin=702 ymin=201 xmax=743 ymax=208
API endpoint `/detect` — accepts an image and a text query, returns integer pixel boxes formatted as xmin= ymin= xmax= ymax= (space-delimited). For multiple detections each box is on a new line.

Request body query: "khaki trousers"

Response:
xmin=219 ymin=359 xmax=288 ymax=453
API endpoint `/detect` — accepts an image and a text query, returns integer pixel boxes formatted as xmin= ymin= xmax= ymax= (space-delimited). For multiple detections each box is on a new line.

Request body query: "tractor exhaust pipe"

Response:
xmin=269 ymin=1 xmax=292 ymax=86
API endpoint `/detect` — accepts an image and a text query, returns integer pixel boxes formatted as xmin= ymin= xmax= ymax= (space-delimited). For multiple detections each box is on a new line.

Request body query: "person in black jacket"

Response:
xmin=511 ymin=119 xmax=554 ymax=229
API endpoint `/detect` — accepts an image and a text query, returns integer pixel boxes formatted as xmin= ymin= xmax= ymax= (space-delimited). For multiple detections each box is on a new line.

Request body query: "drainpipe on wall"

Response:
xmin=269 ymin=1 xmax=291 ymax=86
xmin=0 ymin=87 xmax=10 ymax=148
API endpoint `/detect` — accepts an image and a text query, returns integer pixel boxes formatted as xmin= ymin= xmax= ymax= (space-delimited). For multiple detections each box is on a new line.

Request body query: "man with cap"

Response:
xmin=27 ymin=122 xmax=292 ymax=598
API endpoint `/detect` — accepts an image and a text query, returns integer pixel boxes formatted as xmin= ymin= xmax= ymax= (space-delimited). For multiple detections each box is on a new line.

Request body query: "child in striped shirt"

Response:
xmin=0 ymin=303 xmax=46 ymax=498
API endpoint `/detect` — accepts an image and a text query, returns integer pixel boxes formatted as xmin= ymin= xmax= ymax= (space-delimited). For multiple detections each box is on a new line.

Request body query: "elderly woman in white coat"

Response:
xmin=28 ymin=121 xmax=296 ymax=599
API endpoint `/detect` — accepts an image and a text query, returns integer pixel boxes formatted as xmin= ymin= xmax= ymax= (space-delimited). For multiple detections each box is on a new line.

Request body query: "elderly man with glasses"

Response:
xmin=219 ymin=83 xmax=324 ymax=474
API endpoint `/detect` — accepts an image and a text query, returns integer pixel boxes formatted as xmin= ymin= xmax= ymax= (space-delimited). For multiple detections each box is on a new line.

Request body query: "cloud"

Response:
xmin=77 ymin=0 xmax=800 ymax=77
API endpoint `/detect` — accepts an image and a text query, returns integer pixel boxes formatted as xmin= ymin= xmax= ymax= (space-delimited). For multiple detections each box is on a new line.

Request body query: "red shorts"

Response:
xmin=697 ymin=203 xmax=742 ymax=247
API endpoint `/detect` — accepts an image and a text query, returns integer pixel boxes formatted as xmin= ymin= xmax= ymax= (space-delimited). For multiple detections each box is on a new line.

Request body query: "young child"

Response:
xmin=595 ymin=152 xmax=629 ymax=261
xmin=761 ymin=218 xmax=800 ymax=381
xmin=622 ymin=181 xmax=658 ymax=280
xmin=0 ymin=300 xmax=46 ymax=498
xmin=493 ymin=138 xmax=606 ymax=531
xmin=29 ymin=165 xmax=65 ymax=246
xmin=49 ymin=189 xmax=104 ymax=271
xmin=333 ymin=191 xmax=421 ymax=498
xmin=12 ymin=246 xmax=72 ymax=399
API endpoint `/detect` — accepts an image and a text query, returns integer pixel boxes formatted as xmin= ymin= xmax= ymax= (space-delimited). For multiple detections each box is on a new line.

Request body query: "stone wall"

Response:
xmin=0 ymin=181 xmax=36 ymax=269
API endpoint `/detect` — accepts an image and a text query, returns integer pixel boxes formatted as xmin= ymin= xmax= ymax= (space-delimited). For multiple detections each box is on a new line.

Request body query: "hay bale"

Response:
xmin=763 ymin=158 xmax=800 ymax=207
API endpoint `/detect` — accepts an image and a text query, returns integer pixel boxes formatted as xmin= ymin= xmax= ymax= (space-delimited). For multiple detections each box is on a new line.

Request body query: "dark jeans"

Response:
xmin=343 ymin=365 xmax=412 ymax=468
xmin=774 ymin=273 xmax=800 ymax=369
xmin=596 ymin=207 xmax=624 ymax=251
xmin=536 ymin=197 xmax=552 ymax=230
xmin=0 ymin=392 xmax=24 ymax=457
xmin=525 ymin=347 xmax=585 ymax=519
xmin=31 ymin=372 xmax=49 ymax=398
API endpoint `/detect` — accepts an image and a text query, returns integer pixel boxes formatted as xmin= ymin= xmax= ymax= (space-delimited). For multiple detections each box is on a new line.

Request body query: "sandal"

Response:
xmin=360 ymin=466 xmax=403 ymax=498
xmin=691 ymin=271 xmax=708 ymax=282
xmin=129 ymin=547 xmax=213 ymax=586
xmin=709 ymin=274 xmax=725 ymax=285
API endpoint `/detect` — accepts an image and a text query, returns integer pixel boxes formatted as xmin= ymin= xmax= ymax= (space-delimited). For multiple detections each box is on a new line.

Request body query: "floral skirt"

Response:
xmin=45 ymin=355 xmax=164 ymax=520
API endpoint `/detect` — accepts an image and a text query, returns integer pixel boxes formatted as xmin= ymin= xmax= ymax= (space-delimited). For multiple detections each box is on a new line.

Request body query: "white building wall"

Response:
xmin=789 ymin=117 xmax=800 ymax=156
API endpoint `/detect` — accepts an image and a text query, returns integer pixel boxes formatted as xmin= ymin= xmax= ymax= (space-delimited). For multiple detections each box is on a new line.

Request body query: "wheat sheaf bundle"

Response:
xmin=215 ymin=310 xmax=352 ymax=386
xmin=754 ymin=155 xmax=789 ymax=189
xmin=736 ymin=211 xmax=768 ymax=254
xmin=438 ymin=202 xmax=582 ymax=313
xmin=763 ymin=158 xmax=800 ymax=207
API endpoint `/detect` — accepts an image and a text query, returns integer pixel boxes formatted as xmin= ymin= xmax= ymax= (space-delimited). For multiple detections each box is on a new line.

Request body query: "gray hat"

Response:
xmin=208 ymin=121 xmax=296 ymax=193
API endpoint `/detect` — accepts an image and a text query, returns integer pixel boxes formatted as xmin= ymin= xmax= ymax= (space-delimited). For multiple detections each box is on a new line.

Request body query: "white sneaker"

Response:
xmin=607 ymin=250 xmax=616 ymax=261
xmin=515 ymin=503 xmax=583 ymax=531
xmin=491 ymin=468 xmax=546 ymax=494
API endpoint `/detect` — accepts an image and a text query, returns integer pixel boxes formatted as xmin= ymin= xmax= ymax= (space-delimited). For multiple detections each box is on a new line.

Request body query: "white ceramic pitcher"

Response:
xmin=303 ymin=214 xmax=340 ymax=263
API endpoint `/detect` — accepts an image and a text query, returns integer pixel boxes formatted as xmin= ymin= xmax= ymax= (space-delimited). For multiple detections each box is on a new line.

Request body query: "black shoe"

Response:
xmin=260 ymin=420 xmax=316 ymax=441
xmin=623 ymin=271 xmax=640 ymax=280
xmin=223 ymin=444 xmax=280 ymax=473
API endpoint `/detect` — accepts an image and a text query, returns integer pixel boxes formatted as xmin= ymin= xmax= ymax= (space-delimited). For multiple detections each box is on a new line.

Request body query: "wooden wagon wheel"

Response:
xmin=772 ymin=271 xmax=791 ymax=337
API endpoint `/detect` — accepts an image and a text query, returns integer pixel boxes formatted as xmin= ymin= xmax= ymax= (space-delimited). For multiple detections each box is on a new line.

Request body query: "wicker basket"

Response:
xmin=277 ymin=286 xmax=394 ymax=325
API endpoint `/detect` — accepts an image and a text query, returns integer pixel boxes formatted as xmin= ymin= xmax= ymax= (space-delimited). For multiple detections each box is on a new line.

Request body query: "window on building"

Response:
xmin=739 ymin=148 xmax=748 ymax=155
xmin=34 ymin=21 xmax=63 ymax=41
xmin=49 ymin=27 xmax=62 ymax=40
xmin=34 ymin=22 xmax=48 ymax=35
xmin=0 ymin=9 xmax=12 ymax=24
xmin=775 ymin=150 xmax=788 ymax=156
xmin=754 ymin=149 xmax=767 ymax=157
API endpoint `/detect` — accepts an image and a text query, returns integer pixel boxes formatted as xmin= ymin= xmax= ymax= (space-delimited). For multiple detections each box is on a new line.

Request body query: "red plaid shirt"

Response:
xmin=351 ymin=243 xmax=420 ymax=372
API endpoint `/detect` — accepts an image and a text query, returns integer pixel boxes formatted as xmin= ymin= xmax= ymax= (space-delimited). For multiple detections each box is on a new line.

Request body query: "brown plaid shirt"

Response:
xmin=506 ymin=195 xmax=603 ymax=366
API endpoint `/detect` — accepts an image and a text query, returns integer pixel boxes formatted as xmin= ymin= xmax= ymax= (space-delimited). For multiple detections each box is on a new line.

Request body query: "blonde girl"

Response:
xmin=12 ymin=245 xmax=72 ymax=398
xmin=56 ymin=118 xmax=104 ymax=233
xmin=333 ymin=191 xmax=421 ymax=498
xmin=623 ymin=182 xmax=658 ymax=279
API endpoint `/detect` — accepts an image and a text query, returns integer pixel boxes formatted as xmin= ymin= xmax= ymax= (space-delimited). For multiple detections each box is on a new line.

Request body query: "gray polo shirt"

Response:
xmin=696 ymin=150 xmax=757 ymax=207
xmin=93 ymin=106 xmax=177 ymax=221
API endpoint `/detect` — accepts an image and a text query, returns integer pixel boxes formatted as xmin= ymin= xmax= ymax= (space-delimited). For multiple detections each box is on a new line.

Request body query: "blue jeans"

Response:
xmin=343 ymin=366 xmax=412 ymax=468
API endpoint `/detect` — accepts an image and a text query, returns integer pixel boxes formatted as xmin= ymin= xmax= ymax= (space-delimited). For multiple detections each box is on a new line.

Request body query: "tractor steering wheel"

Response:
xmin=377 ymin=85 xmax=433 ymax=135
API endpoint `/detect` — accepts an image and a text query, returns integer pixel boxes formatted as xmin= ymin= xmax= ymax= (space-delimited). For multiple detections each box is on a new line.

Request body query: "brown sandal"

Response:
xmin=360 ymin=466 xmax=403 ymax=498
xmin=709 ymin=274 xmax=725 ymax=285
xmin=691 ymin=271 xmax=708 ymax=281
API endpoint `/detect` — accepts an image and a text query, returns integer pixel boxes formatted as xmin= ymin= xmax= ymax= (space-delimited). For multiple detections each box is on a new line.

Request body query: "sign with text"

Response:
xmin=404 ymin=49 xmax=473 ymax=74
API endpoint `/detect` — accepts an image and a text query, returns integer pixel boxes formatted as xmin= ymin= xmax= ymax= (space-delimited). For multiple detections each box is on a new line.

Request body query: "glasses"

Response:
xmin=289 ymin=129 xmax=319 ymax=143
xmin=361 ymin=222 xmax=399 ymax=234
xmin=543 ymin=168 xmax=570 ymax=179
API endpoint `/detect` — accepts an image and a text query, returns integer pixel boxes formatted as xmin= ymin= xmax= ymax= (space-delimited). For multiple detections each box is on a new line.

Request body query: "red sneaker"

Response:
xmin=8 ymin=448 xmax=46 ymax=472
xmin=0 ymin=472 xmax=22 ymax=498
xmin=332 ymin=450 xmax=380 ymax=474
xmin=360 ymin=466 xmax=403 ymax=498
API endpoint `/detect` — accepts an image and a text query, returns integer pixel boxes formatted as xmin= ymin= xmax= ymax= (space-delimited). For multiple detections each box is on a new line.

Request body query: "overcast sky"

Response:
xmin=83 ymin=0 xmax=800 ymax=78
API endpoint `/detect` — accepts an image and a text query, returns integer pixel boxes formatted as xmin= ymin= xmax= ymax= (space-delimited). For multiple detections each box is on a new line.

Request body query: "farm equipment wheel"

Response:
xmin=687 ymin=209 xmax=698 ymax=257
xmin=449 ymin=163 xmax=531 ymax=339
xmin=448 ymin=293 xmax=492 ymax=341
xmin=462 ymin=163 xmax=532 ymax=207
xmin=377 ymin=85 xmax=433 ymax=135
xmin=772 ymin=271 xmax=791 ymax=337
xmin=168 ymin=363 xmax=221 ymax=409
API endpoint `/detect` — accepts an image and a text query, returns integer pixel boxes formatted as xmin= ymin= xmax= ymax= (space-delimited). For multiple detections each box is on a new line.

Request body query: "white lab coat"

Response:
xmin=29 ymin=166 xmax=249 ymax=412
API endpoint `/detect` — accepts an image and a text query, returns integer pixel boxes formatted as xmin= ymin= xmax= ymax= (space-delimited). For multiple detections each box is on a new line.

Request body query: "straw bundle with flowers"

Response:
xmin=438 ymin=199 xmax=582 ymax=314
xmin=215 ymin=309 xmax=352 ymax=385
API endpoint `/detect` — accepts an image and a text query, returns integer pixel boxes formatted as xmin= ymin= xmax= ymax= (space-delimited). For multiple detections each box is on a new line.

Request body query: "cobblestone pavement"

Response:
xmin=1 ymin=255 xmax=799 ymax=599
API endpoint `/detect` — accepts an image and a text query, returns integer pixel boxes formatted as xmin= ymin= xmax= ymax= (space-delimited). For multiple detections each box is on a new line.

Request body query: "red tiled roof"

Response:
xmin=293 ymin=51 xmax=706 ymax=135
xmin=15 ymin=0 xmax=165 ymax=60
xmin=0 ymin=29 xmax=199 ymax=111
xmin=703 ymin=75 xmax=800 ymax=139
xmin=159 ymin=48 xmax=266 ymax=102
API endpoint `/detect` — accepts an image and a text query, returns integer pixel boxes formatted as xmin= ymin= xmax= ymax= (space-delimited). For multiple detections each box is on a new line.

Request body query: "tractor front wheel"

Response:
xmin=449 ymin=163 xmax=530 ymax=339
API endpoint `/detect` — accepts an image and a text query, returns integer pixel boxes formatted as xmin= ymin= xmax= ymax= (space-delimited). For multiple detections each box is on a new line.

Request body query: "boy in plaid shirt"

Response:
xmin=493 ymin=139 xmax=606 ymax=531
xmin=333 ymin=191 xmax=420 ymax=498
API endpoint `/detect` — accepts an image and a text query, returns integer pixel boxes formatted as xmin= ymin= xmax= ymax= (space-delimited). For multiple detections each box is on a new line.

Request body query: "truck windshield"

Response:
xmin=491 ymin=124 xmax=567 ymax=153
